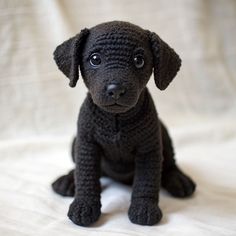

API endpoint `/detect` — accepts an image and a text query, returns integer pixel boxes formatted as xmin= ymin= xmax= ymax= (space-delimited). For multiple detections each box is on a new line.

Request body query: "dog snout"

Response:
xmin=106 ymin=83 xmax=126 ymax=100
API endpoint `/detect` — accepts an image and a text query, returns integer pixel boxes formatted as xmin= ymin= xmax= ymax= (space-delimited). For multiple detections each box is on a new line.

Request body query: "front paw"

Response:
xmin=128 ymin=199 xmax=162 ymax=225
xmin=68 ymin=198 xmax=101 ymax=226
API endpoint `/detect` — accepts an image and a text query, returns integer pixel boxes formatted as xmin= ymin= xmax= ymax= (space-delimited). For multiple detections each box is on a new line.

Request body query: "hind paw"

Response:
xmin=52 ymin=170 xmax=75 ymax=197
xmin=162 ymin=167 xmax=196 ymax=198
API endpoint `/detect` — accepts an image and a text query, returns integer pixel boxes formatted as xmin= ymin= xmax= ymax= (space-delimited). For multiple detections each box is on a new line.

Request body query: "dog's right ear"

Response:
xmin=53 ymin=28 xmax=89 ymax=87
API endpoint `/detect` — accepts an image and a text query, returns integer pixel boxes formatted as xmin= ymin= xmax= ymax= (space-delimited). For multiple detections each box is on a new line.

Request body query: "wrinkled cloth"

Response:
xmin=0 ymin=0 xmax=236 ymax=235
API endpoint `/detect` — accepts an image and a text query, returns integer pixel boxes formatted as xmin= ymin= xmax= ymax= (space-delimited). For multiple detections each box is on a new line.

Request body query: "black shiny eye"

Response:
xmin=133 ymin=54 xmax=144 ymax=68
xmin=89 ymin=53 xmax=102 ymax=67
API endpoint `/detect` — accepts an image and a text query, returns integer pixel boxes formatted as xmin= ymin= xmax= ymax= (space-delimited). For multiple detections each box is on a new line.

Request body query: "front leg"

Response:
xmin=128 ymin=142 xmax=163 ymax=225
xmin=68 ymin=135 xmax=101 ymax=226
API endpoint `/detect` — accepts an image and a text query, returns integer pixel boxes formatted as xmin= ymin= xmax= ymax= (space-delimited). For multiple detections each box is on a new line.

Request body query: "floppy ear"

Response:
xmin=53 ymin=28 xmax=89 ymax=87
xmin=149 ymin=32 xmax=181 ymax=90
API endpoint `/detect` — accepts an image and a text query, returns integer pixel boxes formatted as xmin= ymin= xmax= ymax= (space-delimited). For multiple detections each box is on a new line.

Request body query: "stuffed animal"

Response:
xmin=52 ymin=21 xmax=196 ymax=227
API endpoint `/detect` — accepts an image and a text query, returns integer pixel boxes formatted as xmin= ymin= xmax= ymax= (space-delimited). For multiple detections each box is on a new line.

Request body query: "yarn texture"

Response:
xmin=52 ymin=21 xmax=196 ymax=227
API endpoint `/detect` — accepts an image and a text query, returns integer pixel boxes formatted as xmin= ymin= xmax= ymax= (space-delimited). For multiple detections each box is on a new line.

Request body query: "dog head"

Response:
xmin=54 ymin=21 xmax=181 ymax=113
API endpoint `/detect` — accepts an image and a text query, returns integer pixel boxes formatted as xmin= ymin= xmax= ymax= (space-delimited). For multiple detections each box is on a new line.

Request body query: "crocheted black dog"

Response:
xmin=52 ymin=21 xmax=196 ymax=226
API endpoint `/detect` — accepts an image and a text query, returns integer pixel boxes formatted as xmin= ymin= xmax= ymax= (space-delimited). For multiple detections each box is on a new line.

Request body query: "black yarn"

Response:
xmin=52 ymin=21 xmax=196 ymax=227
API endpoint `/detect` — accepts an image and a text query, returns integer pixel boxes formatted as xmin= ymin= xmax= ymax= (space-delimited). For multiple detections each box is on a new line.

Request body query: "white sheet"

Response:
xmin=0 ymin=0 xmax=236 ymax=235
xmin=0 ymin=124 xmax=236 ymax=236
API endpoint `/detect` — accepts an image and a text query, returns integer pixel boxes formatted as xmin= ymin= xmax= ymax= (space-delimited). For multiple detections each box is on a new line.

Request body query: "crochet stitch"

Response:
xmin=52 ymin=21 xmax=196 ymax=227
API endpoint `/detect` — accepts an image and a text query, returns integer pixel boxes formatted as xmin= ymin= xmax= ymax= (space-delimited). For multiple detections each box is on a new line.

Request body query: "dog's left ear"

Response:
xmin=148 ymin=31 xmax=181 ymax=90
xmin=53 ymin=28 xmax=89 ymax=87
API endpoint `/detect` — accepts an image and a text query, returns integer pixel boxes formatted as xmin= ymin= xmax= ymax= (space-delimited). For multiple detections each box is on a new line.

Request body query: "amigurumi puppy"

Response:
xmin=52 ymin=21 xmax=196 ymax=226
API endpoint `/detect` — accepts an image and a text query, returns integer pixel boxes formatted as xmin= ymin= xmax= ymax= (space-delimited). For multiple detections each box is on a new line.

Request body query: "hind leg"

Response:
xmin=160 ymin=121 xmax=196 ymax=198
xmin=52 ymin=138 xmax=77 ymax=197
xmin=52 ymin=170 xmax=75 ymax=197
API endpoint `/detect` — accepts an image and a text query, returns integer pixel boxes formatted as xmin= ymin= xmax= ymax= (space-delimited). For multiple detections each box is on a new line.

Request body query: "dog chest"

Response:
xmin=94 ymin=118 xmax=138 ymax=162
xmin=95 ymin=126 xmax=135 ymax=154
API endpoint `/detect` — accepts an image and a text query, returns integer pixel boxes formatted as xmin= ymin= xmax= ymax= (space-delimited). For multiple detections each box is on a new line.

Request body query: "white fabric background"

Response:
xmin=0 ymin=0 xmax=236 ymax=235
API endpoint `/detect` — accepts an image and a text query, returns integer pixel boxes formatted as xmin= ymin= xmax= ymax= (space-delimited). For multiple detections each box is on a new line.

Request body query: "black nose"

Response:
xmin=106 ymin=84 xmax=126 ymax=100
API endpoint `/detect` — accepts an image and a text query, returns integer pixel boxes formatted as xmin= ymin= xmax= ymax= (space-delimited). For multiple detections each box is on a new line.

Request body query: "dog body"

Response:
xmin=52 ymin=21 xmax=196 ymax=227
xmin=77 ymin=88 xmax=160 ymax=184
